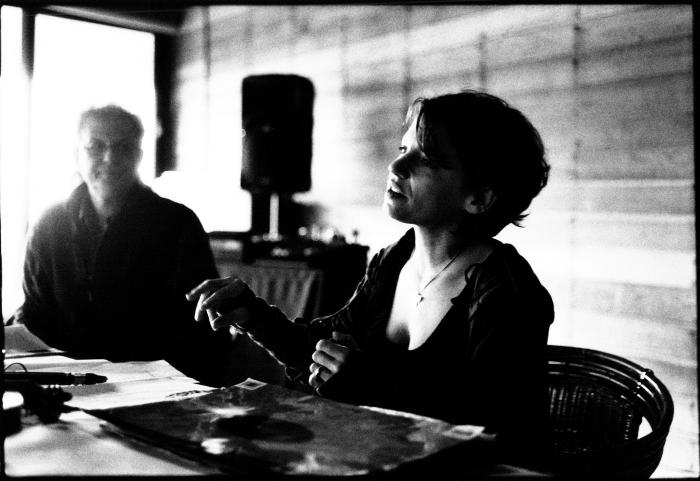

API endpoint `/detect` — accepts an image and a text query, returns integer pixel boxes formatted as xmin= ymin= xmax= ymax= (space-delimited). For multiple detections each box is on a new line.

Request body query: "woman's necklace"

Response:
xmin=415 ymin=250 xmax=463 ymax=306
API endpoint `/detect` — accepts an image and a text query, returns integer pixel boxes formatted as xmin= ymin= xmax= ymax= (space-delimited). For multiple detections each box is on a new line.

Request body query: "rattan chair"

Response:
xmin=546 ymin=345 xmax=674 ymax=479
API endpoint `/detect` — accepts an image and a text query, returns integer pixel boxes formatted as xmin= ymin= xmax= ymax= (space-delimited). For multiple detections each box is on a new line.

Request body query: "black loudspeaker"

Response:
xmin=241 ymin=74 xmax=315 ymax=193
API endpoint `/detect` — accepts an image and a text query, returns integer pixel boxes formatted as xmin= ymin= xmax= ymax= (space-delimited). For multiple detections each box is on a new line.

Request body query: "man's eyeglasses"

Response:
xmin=82 ymin=140 xmax=139 ymax=158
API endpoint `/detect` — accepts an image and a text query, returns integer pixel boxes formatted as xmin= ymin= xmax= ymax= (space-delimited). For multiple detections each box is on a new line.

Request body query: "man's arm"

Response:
xmin=176 ymin=209 xmax=219 ymax=290
xmin=164 ymin=208 xmax=240 ymax=385
xmin=13 ymin=220 xmax=67 ymax=349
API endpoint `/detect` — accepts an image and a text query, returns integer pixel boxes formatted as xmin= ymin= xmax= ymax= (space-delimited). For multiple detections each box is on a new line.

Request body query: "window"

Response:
xmin=0 ymin=7 xmax=156 ymax=321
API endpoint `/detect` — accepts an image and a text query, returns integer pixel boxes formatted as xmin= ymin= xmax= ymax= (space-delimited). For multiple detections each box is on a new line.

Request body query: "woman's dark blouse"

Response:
xmin=241 ymin=229 xmax=554 ymax=453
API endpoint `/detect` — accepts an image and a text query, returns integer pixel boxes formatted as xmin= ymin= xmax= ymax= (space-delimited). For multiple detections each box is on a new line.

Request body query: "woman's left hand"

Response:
xmin=309 ymin=331 xmax=358 ymax=390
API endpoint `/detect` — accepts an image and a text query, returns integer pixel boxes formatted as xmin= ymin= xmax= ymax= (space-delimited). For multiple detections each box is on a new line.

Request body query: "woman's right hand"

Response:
xmin=309 ymin=331 xmax=359 ymax=390
xmin=185 ymin=277 xmax=256 ymax=331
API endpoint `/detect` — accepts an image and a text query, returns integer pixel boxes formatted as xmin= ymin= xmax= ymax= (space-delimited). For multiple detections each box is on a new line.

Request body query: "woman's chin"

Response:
xmin=383 ymin=199 xmax=411 ymax=224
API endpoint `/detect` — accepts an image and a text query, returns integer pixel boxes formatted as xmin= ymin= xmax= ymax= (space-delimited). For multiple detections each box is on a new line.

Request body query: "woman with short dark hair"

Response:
xmin=188 ymin=89 xmax=554 ymax=465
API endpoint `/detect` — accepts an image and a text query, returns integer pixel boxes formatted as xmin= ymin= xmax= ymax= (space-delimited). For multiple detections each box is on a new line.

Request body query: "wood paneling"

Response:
xmin=578 ymin=37 xmax=692 ymax=85
xmin=343 ymin=5 xmax=407 ymax=42
xmin=292 ymin=8 xmax=344 ymax=53
xmin=579 ymin=5 xmax=691 ymax=51
xmin=486 ymin=23 xmax=574 ymax=67
xmin=408 ymin=44 xmax=481 ymax=82
xmin=541 ymin=180 xmax=694 ymax=216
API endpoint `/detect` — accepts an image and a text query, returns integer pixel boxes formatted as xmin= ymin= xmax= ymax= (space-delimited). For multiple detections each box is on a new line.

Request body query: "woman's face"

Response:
xmin=383 ymin=116 xmax=470 ymax=227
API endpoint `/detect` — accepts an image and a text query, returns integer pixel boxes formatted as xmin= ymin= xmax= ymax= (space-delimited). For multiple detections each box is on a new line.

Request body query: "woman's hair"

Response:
xmin=77 ymin=104 xmax=144 ymax=141
xmin=407 ymin=89 xmax=550 ymax=236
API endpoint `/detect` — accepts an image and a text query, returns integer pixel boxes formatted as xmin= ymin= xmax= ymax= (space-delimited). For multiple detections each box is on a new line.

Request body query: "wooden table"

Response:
xmin=3 ymin=354 xmax=548 ymax=477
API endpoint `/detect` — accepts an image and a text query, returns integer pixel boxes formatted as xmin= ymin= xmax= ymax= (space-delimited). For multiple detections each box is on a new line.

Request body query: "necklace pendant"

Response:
xmin=414 ymin=249 xmax=463 ymax=308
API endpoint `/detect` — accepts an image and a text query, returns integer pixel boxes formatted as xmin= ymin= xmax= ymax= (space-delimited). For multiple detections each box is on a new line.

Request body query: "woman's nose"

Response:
xmin=388 ymin=154 xmax=409 ymax=178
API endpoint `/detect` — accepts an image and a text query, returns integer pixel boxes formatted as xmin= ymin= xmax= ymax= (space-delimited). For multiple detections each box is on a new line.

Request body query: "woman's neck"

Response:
xmin=412 ymin=226 xmax=465 ymax=271
xmin=411 ymin=225 xmax=497 ymax=273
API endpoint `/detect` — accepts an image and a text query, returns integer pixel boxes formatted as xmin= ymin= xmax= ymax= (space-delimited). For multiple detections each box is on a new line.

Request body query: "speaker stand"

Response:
xmin=267 ymin=192 xmax=281 ymax=241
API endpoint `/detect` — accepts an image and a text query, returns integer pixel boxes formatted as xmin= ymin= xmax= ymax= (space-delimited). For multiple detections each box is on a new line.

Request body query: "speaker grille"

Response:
xmin=241 ymin=74 xmax=315 ymax=193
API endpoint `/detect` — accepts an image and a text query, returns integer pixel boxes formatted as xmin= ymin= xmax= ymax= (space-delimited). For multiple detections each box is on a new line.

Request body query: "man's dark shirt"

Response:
xmin=12 ymin=182 xmax=234 ymax=385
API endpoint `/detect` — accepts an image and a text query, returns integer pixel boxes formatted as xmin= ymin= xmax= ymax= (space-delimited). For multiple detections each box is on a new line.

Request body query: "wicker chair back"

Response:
xmin=546 ymin=345 xmax=674 ymax=479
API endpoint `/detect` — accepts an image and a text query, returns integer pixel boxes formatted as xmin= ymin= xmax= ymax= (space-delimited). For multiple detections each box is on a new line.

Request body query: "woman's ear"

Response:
xmin=464 ymin=186 xmax=496 ymax=214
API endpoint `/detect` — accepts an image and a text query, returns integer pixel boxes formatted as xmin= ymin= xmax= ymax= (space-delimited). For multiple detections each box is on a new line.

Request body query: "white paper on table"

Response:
xmin=5 ymin=354 xmax=215 ymax=410
xmin=65 ymin=377 xmax=216 ymax=410
xmin=8 ymin=356 xmax=185 ymax=382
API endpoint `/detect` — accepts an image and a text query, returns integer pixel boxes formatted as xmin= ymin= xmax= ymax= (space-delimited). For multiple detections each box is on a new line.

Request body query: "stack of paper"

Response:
xmin=5 ymin=351 xmax=215 ymax=411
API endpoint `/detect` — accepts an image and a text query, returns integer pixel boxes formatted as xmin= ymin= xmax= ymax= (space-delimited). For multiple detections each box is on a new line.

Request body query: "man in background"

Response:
xmin=8 ymin=104 xmax=235 ymax=386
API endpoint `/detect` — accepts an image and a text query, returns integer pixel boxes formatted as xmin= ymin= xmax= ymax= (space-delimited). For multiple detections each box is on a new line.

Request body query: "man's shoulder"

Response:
xmin=35 ymin=182 xmax=91 ymax=225
xmin=31 ymin=199 xmax=74 ymax=231
xmin=137 ymin=186 xmax=199 ymax=220
xmin=24 ymin=199 xmax=77 ymax=251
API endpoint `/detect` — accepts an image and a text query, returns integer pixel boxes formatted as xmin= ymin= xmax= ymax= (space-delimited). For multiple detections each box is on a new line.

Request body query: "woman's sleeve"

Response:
xmin=465 ymin=277 xmax=554 ymax=461
xmin=236 ymin=250 xmax=383 ymax=380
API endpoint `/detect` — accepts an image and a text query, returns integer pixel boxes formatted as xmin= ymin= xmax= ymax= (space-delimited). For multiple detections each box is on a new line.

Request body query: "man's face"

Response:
xmin=76 ymin=116 xmax=142 ymax=200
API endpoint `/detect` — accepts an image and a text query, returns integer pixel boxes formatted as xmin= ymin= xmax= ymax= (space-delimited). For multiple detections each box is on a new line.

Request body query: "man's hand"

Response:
xmin=309 ymin=331 xmax=359 ymax=390
xmin=185 ymin=277 xmax=254 ymax=331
